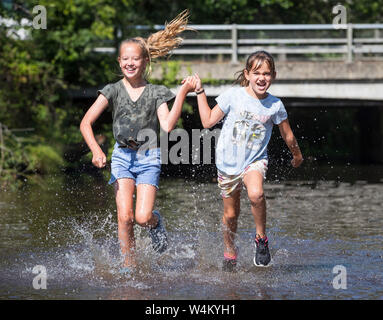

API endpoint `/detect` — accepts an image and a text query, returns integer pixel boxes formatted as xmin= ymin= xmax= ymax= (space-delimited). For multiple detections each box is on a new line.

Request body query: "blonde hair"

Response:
xmin=235 ymin=51 xmax=276 ymax=87
xmin=118 ymin=10 xmax=192 ymax=77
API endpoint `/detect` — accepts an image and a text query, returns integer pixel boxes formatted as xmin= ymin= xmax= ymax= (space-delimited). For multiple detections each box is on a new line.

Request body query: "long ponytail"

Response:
xmin=118 ymin=10 xmax=192 ymax=76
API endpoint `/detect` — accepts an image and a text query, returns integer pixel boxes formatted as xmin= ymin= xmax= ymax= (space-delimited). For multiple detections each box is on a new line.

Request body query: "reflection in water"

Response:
xmin=0 ymin=170 xmax=382 ymax=299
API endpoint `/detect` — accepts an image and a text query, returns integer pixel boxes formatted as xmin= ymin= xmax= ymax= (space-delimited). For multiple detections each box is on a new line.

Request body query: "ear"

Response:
xmin=244 ymin=69 xmax=250 ymax=80
xmin=272 ymin=71 xmax=277 ymax=81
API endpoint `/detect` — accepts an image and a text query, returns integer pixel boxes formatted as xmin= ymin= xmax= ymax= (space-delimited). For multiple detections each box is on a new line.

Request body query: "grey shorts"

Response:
xmin=217 ymin=159 xmax=268 ymax=198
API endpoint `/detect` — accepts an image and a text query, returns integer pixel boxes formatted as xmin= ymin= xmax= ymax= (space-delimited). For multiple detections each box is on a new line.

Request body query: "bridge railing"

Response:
xmin=94 ymin=24 xmax=383 ymax=63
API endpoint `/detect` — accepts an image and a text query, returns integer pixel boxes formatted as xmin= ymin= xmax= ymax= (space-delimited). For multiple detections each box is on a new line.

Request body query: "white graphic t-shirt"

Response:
xmin=215 ymin=86 xmax=287 ymax=175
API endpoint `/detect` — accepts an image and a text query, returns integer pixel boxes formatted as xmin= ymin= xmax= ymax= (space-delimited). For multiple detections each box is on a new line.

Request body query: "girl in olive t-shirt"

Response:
xmin=80 ymin=10 xmax=197 ymax=273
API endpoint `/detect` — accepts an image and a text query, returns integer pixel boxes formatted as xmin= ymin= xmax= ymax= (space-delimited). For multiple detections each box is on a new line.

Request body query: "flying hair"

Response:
xmin=118 ymin=10 xmax=192 ymax=76
xmin=146 ymin=9 xmax=192 ymax=59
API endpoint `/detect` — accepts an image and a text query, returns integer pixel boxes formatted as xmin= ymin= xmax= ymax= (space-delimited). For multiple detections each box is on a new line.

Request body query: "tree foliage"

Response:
xmin=0 ymin=0 xmax=382 ymax=184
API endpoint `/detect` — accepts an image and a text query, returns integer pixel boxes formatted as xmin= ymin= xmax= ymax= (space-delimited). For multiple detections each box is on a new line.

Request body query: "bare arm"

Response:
xmin=157 ymin=76 xmax=196 ymax=132
xmin=79 ymin=94 xmax=109 ymax=168
xmin=194 ymin=74 xmax=225 ymax=128
xmin=278 ymin=119 xmax=303 ymax=168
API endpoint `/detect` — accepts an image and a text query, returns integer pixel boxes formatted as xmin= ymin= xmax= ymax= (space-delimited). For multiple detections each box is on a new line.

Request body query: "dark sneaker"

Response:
xmin=148 ymin=210 xmax=168 ymax=253
xmin=222 ymin=248 xmax=238 ymax=272
xmin=254 ymin=236 xmax=271 ymax=267
xmin=222 ymin=258 xmax=237 ymax=272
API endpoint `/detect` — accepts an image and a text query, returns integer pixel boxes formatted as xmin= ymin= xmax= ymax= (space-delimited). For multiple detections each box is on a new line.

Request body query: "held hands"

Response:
xmin=92 ymin=150 xmax=107 ymax=168
xmin=181 ymin=74 xmax=203 ymax=93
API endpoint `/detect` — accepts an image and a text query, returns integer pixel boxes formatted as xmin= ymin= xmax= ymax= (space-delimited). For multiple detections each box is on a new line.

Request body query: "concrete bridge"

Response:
xmin=72 ymin=60 xmax=383 ymax=102
xmin=151 ymin=60 xmax=383 ymax=102
xmin=94 ymin=23 xmax=383 ymax=102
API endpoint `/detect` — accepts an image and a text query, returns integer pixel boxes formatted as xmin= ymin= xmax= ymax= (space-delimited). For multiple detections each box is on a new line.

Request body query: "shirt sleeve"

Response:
xmin=215 ymin=88 xmax=232 ymax=114
xmin=156 ymin=85 xmax=176 ymax=109
xmin=97 ymin=83 xmax=115 ymax=112
xmin=271 ymin=100 xmax=288 ymax=125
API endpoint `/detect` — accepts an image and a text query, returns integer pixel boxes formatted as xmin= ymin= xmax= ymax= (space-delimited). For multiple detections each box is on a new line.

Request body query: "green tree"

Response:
xmin=0 ymin=0 xmax=381 ymax=185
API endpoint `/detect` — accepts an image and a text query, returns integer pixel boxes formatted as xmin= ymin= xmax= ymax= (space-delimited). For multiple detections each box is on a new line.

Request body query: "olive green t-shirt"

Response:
xmin=98 ymin=80 xmax=175 ymax=149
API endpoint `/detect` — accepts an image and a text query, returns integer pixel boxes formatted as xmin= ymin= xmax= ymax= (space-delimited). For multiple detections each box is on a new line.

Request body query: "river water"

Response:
xmin=0 ymin=165 xmax=382 ymax=300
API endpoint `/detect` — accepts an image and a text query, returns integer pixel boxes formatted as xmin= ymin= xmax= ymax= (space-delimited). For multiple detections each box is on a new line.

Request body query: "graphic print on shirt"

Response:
xmin=247 ymin=122 xmax=266 ymax=151
xmin=232 ymin=120 xmax=249 ymax=145
xmin=231 ymin=110 xmax=268 ymax=153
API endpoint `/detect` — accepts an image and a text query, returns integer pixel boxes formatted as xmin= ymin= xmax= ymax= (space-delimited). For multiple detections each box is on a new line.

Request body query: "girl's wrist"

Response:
xmin=195 ymin=88 xmax=204 ymax=95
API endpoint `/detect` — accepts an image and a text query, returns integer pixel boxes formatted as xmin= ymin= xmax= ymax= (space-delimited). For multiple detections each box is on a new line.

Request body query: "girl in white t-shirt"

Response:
xmin=190 ymin=51 xmax=303 ymax=270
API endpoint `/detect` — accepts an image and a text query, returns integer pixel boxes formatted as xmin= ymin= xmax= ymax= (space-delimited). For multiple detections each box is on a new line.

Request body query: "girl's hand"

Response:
xmin=181 ymin=76 xmax=197 ymax=93
xmin=291 ymin=154 xmax=303 ymax=168
xmin=193 ymin=73 xmax=202 ymax=92
xmin=92 ymin=151 xmax=107 ymax=168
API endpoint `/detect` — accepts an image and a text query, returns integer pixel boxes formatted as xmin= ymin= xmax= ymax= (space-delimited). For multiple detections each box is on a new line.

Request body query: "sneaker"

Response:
xmin=222 ymin=258 xmax=237 ymax=272
xmin=254 ymin=236 xmax=271 ymax=267
xmin=222 ymin=248 xmax=238 ymax=272
xmin=148 ymin=210 xmax=168 ymax=253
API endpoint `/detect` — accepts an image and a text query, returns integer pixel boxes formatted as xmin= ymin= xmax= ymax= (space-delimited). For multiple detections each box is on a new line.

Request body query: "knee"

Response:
xmin=247 ymin=189 xmax=265 ymax=207
xmin=135 ymin=210 xmax=153 ymax=227
xmin=117 ymin=211 xmax=135 ymax=227
xmin=223 ymin=208 xmax=236 ymax=220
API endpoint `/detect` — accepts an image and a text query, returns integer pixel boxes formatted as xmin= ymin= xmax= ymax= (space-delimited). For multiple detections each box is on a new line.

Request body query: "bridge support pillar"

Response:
xmin=379 ymin=107 xmax=383 ymax=164
xmin=358 ymin=106 xmax=383 ymax=164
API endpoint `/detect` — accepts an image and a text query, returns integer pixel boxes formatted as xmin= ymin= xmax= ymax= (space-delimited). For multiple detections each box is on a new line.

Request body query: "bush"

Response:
xmin=25 ymin=144 xmax=65 ymax=174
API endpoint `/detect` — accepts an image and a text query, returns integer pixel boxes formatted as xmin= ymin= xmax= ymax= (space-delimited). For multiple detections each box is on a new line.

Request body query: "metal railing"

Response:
xmin=94 ymin=24 xmax=383 ymax=63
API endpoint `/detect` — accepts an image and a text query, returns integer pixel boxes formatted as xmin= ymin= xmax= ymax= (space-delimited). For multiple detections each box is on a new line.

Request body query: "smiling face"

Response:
xmin=244 ymin=60 xmax=276 ymax=100
xmin=118 ymin=42 xmax=148 ymax=81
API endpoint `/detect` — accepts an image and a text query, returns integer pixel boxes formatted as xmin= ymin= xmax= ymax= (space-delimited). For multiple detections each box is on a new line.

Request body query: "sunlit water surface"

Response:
xmin=0 ymin=167 xmax=382 ymax=300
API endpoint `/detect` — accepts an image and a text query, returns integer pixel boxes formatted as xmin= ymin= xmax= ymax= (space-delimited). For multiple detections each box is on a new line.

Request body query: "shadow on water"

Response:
xmin=1 ymin=165 xmax=383 ymax=300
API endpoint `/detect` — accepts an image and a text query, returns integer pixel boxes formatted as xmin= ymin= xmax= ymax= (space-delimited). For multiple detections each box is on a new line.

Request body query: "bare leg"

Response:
xmin=222 ymin=189 xmax=241 ymax=257
xmin=243 ymin=170 xmax=266 ymax=238
xmin=114 ymin=178 xmax=136 ymax=268
xmin=135 ymin=184 xmax=158 ymax=228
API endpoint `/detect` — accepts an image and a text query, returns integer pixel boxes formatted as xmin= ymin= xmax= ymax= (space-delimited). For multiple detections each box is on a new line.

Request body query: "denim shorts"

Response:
xmin=108 ymin=142 xmax=161 ymax=188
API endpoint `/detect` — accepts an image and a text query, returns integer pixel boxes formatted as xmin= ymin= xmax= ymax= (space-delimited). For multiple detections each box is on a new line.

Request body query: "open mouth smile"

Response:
xmin=125 ymin=67 xmax=137 ymax=74
xmin=256 ymin=82 xmax=267 ymax=90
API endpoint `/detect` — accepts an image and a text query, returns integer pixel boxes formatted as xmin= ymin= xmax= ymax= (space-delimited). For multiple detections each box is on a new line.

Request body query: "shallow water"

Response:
xmin=0 ymin=169 xmax=382 ymax=300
